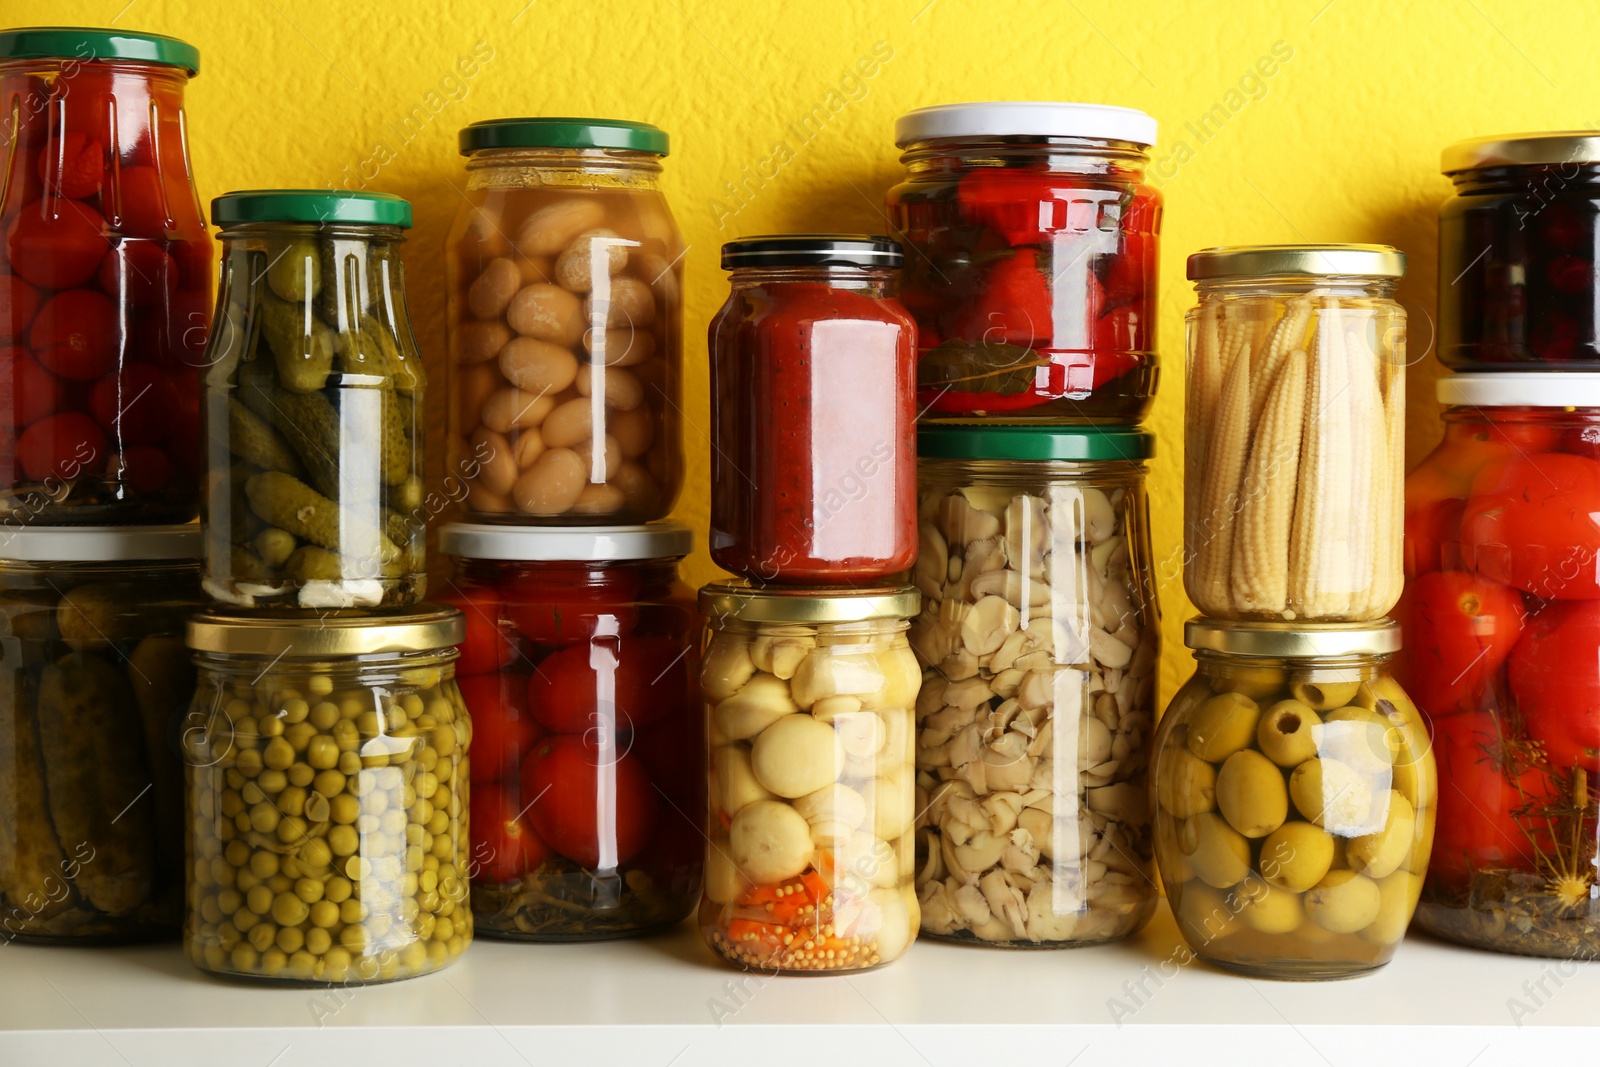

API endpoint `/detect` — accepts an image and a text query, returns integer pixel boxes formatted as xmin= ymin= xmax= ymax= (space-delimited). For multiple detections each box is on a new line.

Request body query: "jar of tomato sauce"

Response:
xmin=708 ymin=235 xmax=916 ymax=583
xmin=1398 ymin=373 xmax=1600 ymax=959
xmin=886 ymin=102 xmax=1159 ymax=423
xmin=437 ymin=522 xmax=702 ymax=941
xmin=1440 ymin=132 xmax=1600 ymax=368
xmin=0 ymin=28 xmax=210 ymax=523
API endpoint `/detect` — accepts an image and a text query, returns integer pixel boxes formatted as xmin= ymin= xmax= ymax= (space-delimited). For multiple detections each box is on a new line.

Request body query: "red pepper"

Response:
xmin=957 ymin=166 xmax=1074 ymax=246
xmin=957 ymin=248 xmax=1052 ymax=346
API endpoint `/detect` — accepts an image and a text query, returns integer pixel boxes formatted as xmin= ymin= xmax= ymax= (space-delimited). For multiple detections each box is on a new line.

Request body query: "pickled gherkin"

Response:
xmin=201 ymin=191 xmax=425 ymax=609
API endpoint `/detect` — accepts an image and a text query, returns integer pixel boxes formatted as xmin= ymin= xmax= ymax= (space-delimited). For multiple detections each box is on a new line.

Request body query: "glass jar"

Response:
xmin=708 ymin=235 xmax=916 ymax=583
xmin=1440 ymin=132 xmax=1600 ymax=368
xmin=437 ymin=522 xmax=701 ymax=940
xmin=0 ymin=28 xmax=210 ymax=524
xmin=912 ymin=426 xmax=1161 ymax=946
xmin=0 ymin=525 xmax=199 ymax=944
xmin=446 ymin=118 xmax=682 ymax=523
xmin=181 ymin=607 xmax=469 ymax=984
xmin=199 ymin=191 xmax=426 ymax=611
xmin=1153 ymin=620 xmax=1435 ymax=979
xmin=1398 ymin=373 xmax=1600 ymax=958
xmin=698 ymin=581 xmax=921 ymax=974
xmin=885 ymin=102 xmax=1159 ymax=423
xmin=1183 ymin=245 xmax=1407 ymax=623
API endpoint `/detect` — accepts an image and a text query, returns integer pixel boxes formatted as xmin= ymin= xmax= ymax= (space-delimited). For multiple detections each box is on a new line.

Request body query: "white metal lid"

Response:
xmin=0 ymin=523 xmax=201 ymax=562
xmin=1436 ymin=373 xmax=1600 ymax=408
xmin=438 ymin=522 xmax=693 ymax=562
xmin=895 ymin=101 xmax=1157 ymax=148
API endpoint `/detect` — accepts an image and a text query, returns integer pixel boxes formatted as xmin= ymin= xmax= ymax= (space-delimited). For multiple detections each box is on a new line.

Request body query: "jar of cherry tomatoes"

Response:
xmin=886 ymin=102 xmax=1159 ymax=423
xmin=1440 ymin=132 xmax=1600 ymax=368
xmin=0 ymin=28 xmax=210 ymax=523
xmin=437 ymin=522 xmax=701 ymax=941
xmin=708 ymin=235 xmax=916 ymax=583
xmin=447 ymin=118 xmax=683 ymax=524
xmin=699 ymin=581 xmax=921 ymax=974
xmin=1398 ymin=373 xmax=1600 ymax=959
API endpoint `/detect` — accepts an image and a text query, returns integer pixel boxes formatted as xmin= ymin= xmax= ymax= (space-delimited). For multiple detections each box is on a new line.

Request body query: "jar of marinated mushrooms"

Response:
xmin=1184 ymin=245 xmax=1407 ymax=623
xmin=438 ymin=522 xmax=702 ymax=941
xmin=699 ymin=581 xmax=921 ymax=974
xmin=1153 ymin=619 xmax=1436 ymax=980
xmin=0 ymin=525 xmax=199 ymax=944
xmin=447 ymin=118 xmax=682 ymax=523
xmin=912 ymin=425 xmax=1160 ymax=946
xmin=182 ymin=607 xmax=471 ymax=984
xmin=200 ymin=191 xmax=426 ymax=611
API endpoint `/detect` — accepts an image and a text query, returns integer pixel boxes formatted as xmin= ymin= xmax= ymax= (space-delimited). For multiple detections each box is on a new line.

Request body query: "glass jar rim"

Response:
xmin=1442 ymin=131 xmax=1600 ymax=174
xmin=1187 ymin=244 xmax=1405 ymax=282
xmin=1437 ymin=372 xmax=1600 ymax=409
xmin=0 ymin=27 xmax=199 ymax=75
xmin=212 ymin=190 xmax=412 ymax=229
xmin=918 ymin=424 xmax=1154 ymax=462
xmin=699 ymin=581 xmax=918 ymax=624
xmin=459 ymin=117 xmax=668 ymax=156
xmin=439 ymin=522 xmax=691 ymax=563
xmin=1185 ymin=617 xmax=1399 ymax=658
xmin=895 ymin=101 xmax=1156 ymax=148
xmin=721 ymin=234 xmax=902 ymax=271
xmin=187 ymin=605 xmax=463 ymax=657
xmin=0 ymin=524 xmax=199 ymax=562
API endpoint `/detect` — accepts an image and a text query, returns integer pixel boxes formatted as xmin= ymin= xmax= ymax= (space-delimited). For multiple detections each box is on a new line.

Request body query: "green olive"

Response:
xmin=1390 ymin=726 xmax=1437 ymax=813
xmin=1211 ymin=665 xmax=1286 ymax=700
xmin=1256 ymin=700 xmax=1321 ymax=767
xmin=1289 ymin=677 xmax=1361 ymax=711
xmin=1289 ymin=758 xmax=1374 ymax=833
xmin=1304 ymin=870 xmax=1381 ymax=934
xmin=1229 ymin=879 xmax=1305 ymax=934
xmin=1186 ymin=692 xmax=1261 ymax=762
xmin=1157 ymin=747 xmax=1217 ymax=818
xmin=1260 ymin=820 xmax=1335 ymax=893
xmin=1216 ymin=749 xmax=1288 ymax=839
xmin=1154 ymin=814 xmax=1193 ymax=885
xmin=1179 ymin=812 xmax=1251 ymax=888
xmin=1174 ymin=880 xmax=1240 ymax=943
xmin=1360 ymin=871 xmax=1422 ymax=945
xmin=1346 ymin=790 xmax=1416 ymax=879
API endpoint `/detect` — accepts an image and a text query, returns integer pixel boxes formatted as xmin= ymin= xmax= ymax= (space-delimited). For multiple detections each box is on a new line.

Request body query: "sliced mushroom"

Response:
xmin=790 ymin=648 xmax=885 ymax=708
xmin=970 ymin=568 xmax=1052 ymax=610
xmin=960 ymin=595 xmax=1020 ymax=656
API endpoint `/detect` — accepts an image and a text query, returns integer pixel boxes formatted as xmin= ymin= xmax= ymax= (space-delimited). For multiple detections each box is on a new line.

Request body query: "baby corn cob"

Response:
xmin=1287 ymin=300 xmax=1356 ymax=619
xmin=1248 ymin=296 xmax=1313 ymax=431
xmin=1344 ymin=321 xmax=1382 ymax=616
xmin=1372 ymin=325 xmax=1407 ymax=615
xmin=1189 ymin=331 xmax=1255 ymax=614
xmin=1230 ymin=348 xmax=1309 ymax=615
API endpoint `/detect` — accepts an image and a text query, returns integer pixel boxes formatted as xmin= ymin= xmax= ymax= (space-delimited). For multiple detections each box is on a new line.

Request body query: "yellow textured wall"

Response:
xmin=15 ymin=0 xmax=1600 ymax=698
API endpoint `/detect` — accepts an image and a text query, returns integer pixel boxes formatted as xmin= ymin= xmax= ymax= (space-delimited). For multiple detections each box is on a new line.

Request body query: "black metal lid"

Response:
xmin=721 ymin=234 xmax=902 ymax=270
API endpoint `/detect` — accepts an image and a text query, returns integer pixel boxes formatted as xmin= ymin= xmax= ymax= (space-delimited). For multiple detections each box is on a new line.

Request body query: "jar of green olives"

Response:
xmin=1151 ymin=619 xmax=1436 ymax=979
xmin=181 ymin=606 xmax=471 ymax=984
xmin=0 ymin=525 xmax=200 ymax=944
xmin=199 ymin=191 xmax=427 ymax=611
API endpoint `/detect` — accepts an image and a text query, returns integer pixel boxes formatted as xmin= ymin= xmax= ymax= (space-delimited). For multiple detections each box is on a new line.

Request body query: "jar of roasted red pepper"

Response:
xmin=1398 ymin=373 xmax=1600 ymax=959
xmin=437 ymin=522 xmax=702 ymax=941
xmin=708 ymin=235 xmax=916 ymax=583
xmin=886 ymin=102 xmax=1159 ymax=423
xmin=1440 ymin=132 xmax=1600 ymax=368
xmin=0 ymin=28 xmax=210 ymax=523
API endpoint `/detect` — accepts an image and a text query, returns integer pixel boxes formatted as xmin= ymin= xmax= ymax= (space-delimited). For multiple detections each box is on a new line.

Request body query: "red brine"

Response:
xmin=709 ymin=237 xmax=917 ymax=583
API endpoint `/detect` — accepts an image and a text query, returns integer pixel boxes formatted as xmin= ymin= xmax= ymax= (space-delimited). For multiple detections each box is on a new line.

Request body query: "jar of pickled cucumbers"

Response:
xmin=911 ymin=425 xmax=1161 ymax=946
xmin=1399 ymin=373 xmax=1600 ymax=959
xmin=438 ymin=522 xmax=702 ymax=941
xmin=447 ymin=119 xmax=682 ymax=523
xmin=181 ymin=607 xmax=470 ymax=984
xmin=885 ymin=102 xmax=1160 ymax=423
xmin=1184 ymin=245 xmax=1407 ymax=623
xmin=0 ymin=525 xmax=199 ymax=944
xmin=0 ymin=28 xmax=211 ymax=524
xmin=199 ymin=191 xmax=426 ymax=611
xmin=1152 ymin=619 xmax=1435 ymax=979
xmin=699 ymin=581 xmax=920 ymax=973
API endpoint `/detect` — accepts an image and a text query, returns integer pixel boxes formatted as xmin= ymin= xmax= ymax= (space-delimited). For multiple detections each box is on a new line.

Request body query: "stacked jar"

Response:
xmin=185 ymin=189 xmax=473 ymax=985
xmin=1393 ymin=133 xmax=1600 ymax=961
xmin=440 ymin=118 xmax=700 ymax=945
xmin=1156 ymin=243 xmax=1437 ymax=979
xmin=0 ymin=28 xmax=211 ymax=946
xmin=883 ymin=101 xmax=1167 ymax=952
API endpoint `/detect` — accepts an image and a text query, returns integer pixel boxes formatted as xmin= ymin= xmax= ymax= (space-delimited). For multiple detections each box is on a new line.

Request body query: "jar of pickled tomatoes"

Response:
xmin=1398 ymin=373 xmax=1600 ymax=959
xmin=886 ymin=102 xmax=1159 ymax=423
xmin=0 ymin=28 xmax=210 ymax=523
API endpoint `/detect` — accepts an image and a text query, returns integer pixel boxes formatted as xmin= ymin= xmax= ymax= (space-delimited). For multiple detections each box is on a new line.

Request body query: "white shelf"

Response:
xmin=1 ymin=901 xmax=1594 ymax=1066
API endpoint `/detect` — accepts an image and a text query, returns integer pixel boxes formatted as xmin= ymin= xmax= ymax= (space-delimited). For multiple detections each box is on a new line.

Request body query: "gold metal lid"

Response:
xmin=1186 ymin=244 xmax=1406 ymax=281
xmin=699 ymin=581 xmax=919 ymax=624
xmin=1184 ymin=617 xmax=1400 ymax=658
xmin=187 ymin=605 xmax=465 ymax=658
xmin=1442 ymin=131 xmax=1600 ymax=174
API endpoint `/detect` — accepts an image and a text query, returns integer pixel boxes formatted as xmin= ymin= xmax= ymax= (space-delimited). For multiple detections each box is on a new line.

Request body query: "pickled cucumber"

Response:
xmin=254 ymin=528 xmax=297 ymax=568
xmin=36 ymin=653 xmax=155 ymax=916
xmin=258 ymin=291 xmax=335 ymax=393
xmin=0 ymin=676 xmax=76 ymax=922
xmin=227 ymin=398 xmax=305 ymax=477
xmin=285 ymin=545 xmax=343 ymax=581
xmin=126 ymin=636 xmax=193 ymax=876
xmin=246 ymin=472 xmax=399 ymax=563
xmin=266 ymin=238 xmax=322 ymax=302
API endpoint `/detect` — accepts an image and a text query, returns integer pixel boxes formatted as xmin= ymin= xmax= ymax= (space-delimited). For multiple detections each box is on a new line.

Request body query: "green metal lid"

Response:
xmin=917 ymin=424 xmax=1156 ymax=462
xmin=459 ymin=118 xmax=669 ymax=156
xmin=211 ymin=190 xmax=412 ymax=229
xmin=0 ymin=27 xmax=200 ymax=74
